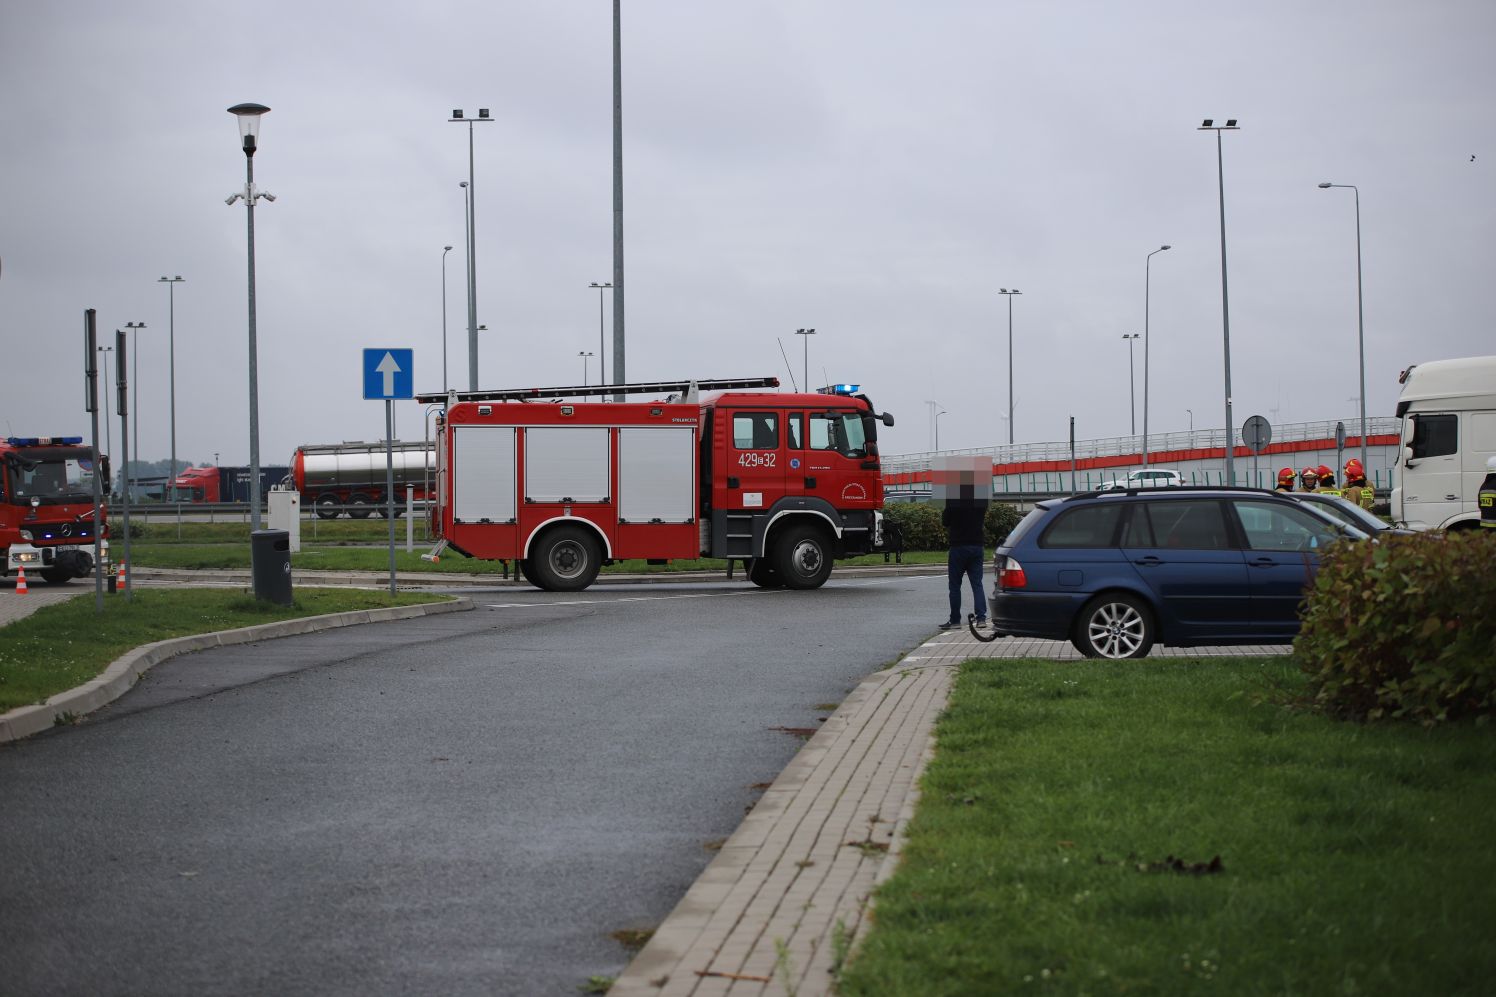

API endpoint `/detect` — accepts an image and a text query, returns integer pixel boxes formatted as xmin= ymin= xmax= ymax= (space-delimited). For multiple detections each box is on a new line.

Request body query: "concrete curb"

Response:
xmin=0 ymin=596 xmax=474 ymax=744
xmin=132 ymin=562 xmax=944 ymax=589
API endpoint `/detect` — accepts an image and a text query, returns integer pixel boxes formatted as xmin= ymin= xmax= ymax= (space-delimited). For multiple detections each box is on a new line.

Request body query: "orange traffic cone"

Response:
xmin=15 ymin=566 xmax=29 ymax=594
xmin=117 ymin=560 xmax=127 ymax=588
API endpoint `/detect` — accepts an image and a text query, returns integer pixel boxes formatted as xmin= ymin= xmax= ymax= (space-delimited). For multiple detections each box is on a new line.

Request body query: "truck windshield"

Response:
xmin=7 ymin=454 xmax=99 ymax=503
xmin=808 ymin=412 xmax=869 ymax=458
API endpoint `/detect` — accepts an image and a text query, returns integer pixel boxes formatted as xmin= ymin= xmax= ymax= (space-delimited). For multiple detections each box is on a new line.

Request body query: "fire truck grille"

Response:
xmin=29 ymin=522 xmax=97 ymax=542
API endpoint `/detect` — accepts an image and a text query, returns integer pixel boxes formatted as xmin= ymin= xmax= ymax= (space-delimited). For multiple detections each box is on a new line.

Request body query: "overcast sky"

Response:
xmin=3 ymin=0 xmax=1492 ymax=468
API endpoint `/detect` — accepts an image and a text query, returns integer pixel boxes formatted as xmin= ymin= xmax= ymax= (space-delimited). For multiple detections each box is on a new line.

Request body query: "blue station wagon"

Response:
xmin=987 ymin=487 xmax=1366 ymax=658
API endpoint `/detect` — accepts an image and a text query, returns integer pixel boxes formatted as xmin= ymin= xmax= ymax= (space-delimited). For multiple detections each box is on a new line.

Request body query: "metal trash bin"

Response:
xmin=250 ymin=529 xmax=293 ymax=606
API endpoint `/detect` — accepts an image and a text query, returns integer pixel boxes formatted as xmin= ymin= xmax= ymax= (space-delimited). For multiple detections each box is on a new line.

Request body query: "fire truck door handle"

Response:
xmin=804 ymin=477 xmax=816 ymax=488
xmin=860 ymin=460 xmax=878 ymax=469
xmin=727 ymin=476 xmax=740 ymax=489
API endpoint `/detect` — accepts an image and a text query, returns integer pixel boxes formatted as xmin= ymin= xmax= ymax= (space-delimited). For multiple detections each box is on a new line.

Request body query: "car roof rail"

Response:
xmin=1069 ymin=484 xmax=1286 ymax=499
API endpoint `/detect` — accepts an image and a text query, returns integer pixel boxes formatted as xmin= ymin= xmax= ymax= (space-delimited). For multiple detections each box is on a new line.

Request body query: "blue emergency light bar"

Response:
xmin=6 ymin=436 xmax=84 ymax=447
xmin=816 ymin=384 xmax=861 ymax=395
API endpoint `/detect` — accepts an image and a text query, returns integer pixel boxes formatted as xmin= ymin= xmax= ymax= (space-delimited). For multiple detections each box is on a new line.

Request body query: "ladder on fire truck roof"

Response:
xmin=414 ymin=376 xmax=780 ymax=405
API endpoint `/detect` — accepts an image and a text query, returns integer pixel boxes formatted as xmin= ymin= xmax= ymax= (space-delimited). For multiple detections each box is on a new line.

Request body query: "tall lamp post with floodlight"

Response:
xmin=795 ymin=328 xmax=816 ymax=393
xmin=97 ymin=346 xmax=114 ymax=472
xmin=590 ymin=282 xmax=612 ymax=385
xmin=1122 ymin=333 xmax=1140 ymax=435
xmin=158 ymin=275 xmax=184 ymax=500
xmin=441 ymin=245 xmax=453 ymax=392
xmin=1318 ymin=181 xmax=1369 ymax=477
xmin=579 ymin=351 xmax=594 ymax=384
xmin=998 ymin=289 xmax=1022 ymax=444
xmin=1141 ymin=244 xmax=1171 ymax=467
xmin=450 ymin=109 xmax=493 ymax=391
xmin=227 ymin=102 xmax=272 ymax=531
xmin=1199 ymin=118 xmax=1239 ymax=484
xmin=124 ymin=321 xmax=146 ymax=498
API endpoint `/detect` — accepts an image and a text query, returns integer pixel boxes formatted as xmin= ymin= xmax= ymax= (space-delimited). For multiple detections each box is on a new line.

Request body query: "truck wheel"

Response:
xmin=774 ymin=523 xmax=834 ymax=590
xmin=527 ymin=525 xmax=601 ymax=592
xmin=315 ymin=494 xmax=341 ymax=520
xmin=748 ymin=558 xmax=784 ymax=588
xmin=346 ymin=494 xmax=374 ymax=520
xmin=40 ymin=570 xmax=73 ymax=585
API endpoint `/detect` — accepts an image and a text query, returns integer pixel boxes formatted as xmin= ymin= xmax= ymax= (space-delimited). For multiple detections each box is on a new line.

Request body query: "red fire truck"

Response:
xmin=414 ymin=377 xmax=895 ymax=592
xmin=1 ymin=436 xmax=110 ymax=584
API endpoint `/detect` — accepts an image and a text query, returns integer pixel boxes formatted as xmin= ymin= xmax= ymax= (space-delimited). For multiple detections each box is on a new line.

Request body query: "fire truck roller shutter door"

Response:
xmin=525 ymin=428 xmax=610 ymax=504
xmin=618 ymin=427 xmax=694 ymax=523
xmin=453 ymin=426 xmax=517 ymax=524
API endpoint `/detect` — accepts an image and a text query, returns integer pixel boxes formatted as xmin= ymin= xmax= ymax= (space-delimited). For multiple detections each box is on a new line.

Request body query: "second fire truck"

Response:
xmin=415 ymin=377 xmax=894 ymax=592
xmin=1 ymin=435 xmax=109 ymax=584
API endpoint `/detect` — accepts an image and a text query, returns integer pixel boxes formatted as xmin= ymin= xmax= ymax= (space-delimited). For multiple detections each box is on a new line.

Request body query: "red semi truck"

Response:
xmin=1 ymin=435 xmax=110 ymax=584
xmin=415 ymin=377 xmax=895 ymax=592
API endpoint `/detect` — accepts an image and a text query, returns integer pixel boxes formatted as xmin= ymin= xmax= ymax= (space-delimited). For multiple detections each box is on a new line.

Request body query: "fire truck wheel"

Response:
xmin=775 ymin=523 xmax=834 ymax=590
xmin=315 ymin=494 xmax=341 ymax=520
xmin=40 ymin=570 xmax=74 ymax=585
xmin=346 ymin=494 xmax=375 ymax=519
xmin=528 ymin=525 xmax=602 ymax=592
xmin=748 ymin=558 xmax=784 ymax=588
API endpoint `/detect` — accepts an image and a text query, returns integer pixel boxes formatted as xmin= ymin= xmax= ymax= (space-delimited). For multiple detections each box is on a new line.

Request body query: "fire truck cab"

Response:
xmin=1 ymin=436 xmax=110 ymax=583
xmin=418 ymin=378 xmax=894 ymax=592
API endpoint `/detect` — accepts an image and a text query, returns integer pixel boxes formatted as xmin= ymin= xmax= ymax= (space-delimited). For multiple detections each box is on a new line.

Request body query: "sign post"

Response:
xmin=363 ymin=349 xmax=414 ymax=595
xmin=1242 ymin=415 xmax=1272 ymax=489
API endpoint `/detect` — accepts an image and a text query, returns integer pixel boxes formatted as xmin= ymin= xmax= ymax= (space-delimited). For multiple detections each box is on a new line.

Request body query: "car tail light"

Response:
xmin=998 ymin=556 xmax=1027 ymax=589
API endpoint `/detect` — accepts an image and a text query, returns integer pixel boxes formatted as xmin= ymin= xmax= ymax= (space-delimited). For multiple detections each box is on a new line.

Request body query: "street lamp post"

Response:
xmin=579 ymin=351 xmax=594 ymax=384
xmin=158 ymin=276 xmax=184 ymax=500
xmin=795 ymin=328 xmax=816 ymax=392
xmin=590 ymin=282 xmax=612 ymax=385
xmin=1186 ymin=408 xmax=1193 ymax=431
xmin=97 ymin=346 xmax=113 ymax=471
xmin=1122 ymin=333 xmax=1140 ymax=436
xmin=1141 ymin=245 xmax=1171 ymax=467
xmin=227 ymin=102 xmax=273 ymax=531
xmin=124 ymin=321 xmax=146 ymax=499
xmin=1199 ymin=118 xmax=1239 ymax=484
xmin=450 ymin=109 xmax=494 ymax=391
xmin=935 ymin=406 xmax=947 ymax=452
xmin=441 ymin=246 xmax=453 ymax=392
xmin=998 ymin=289 xmax=1022 ymax=444
xmin=612 ymin=0 xmax=627 ymax=399
xmin=1318 ymin=182 xmax=1369 ymax=477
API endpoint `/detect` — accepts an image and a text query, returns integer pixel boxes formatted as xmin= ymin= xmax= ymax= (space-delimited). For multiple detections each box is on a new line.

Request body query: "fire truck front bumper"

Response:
xmin=7 ymin=540 xmax=108 ymax=578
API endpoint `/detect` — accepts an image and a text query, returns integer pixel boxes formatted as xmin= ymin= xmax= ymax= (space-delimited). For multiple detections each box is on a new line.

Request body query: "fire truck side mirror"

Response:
xmin=880 ymin=412 xmax=895 ymax=427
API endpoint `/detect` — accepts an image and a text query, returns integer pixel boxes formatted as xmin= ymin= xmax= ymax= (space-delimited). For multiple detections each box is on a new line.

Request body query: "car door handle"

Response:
xmin=1133 ymin=556 xmax=1162 ymax=566
xmin=1445 ymin=494 xmax=1458 ymax=501
xmin=1249 ymin=557 xmax=1276 ymax=568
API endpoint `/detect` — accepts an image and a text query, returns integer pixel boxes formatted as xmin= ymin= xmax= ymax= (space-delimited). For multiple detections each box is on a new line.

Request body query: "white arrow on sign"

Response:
xmin=375 ymin=351 xmax=402 ymax=396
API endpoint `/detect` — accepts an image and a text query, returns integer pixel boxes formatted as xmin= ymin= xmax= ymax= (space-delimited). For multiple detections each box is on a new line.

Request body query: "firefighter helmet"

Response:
xmin=1344 ymin=458 xmax=1365 ymax=480
xmin=1277 ymin=467 xmax=1295 ymax=484
xmin=1300 ymin=466 xmax=1320 ymax=480
xmin=1317 ymin=464 xmax=1333 ymax=479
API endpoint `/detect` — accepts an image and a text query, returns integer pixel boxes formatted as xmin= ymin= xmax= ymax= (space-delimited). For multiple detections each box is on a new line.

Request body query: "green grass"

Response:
xmin=0 ymin=588 xmax=450 ymax=712
xmin=839 ymin=657 xmax=1496 ymax=996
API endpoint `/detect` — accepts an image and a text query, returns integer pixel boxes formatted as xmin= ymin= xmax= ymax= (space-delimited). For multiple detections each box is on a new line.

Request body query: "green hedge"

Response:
xmin=882 ymin=501 xmax=1025 ymax=551
xmin=1295 ymin=532 xmax=1496 ymax=724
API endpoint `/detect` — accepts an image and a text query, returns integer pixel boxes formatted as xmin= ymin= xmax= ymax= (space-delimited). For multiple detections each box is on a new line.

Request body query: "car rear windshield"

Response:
xmin=1001 ymin=507 xmax=1048 ymax=550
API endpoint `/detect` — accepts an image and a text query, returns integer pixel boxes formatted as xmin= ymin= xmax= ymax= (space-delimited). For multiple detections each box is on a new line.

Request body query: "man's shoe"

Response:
xmin=938 ymin=619 xmax=961 ymax=630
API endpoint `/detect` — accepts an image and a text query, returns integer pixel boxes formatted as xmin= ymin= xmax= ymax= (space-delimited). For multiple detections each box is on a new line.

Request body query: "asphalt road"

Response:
xmin=0 ymin=573 xmax=945 ymax=996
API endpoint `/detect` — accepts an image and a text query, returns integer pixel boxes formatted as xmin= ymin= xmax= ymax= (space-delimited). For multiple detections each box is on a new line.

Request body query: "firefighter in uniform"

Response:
xmin=1316 ymin=464 xmax=1342 ymax=498
xmin=1298 ymin=466 xmax=1320 ymax=492
xmin=1276 ymin=467 xmax=1296 ymax=492
xmin=1480 ymin=456 xmax=1496 ymax=531
xmin=1342 ymin=458 xmax=1375 ymax=510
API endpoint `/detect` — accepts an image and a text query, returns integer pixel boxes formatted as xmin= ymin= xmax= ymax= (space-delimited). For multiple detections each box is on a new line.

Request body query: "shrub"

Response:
xmin=881 ymin=501 xmax=1024 ymax=551
xmin=1294 ymin=531 xmax=1496 ymax=724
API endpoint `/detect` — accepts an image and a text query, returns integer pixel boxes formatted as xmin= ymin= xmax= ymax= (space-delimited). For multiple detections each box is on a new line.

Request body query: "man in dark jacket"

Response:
xmin=937 ymin=457 xmax=989 ymax=629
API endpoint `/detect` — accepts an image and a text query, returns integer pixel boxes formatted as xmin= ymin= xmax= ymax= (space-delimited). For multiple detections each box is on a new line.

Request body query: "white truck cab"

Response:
xmin=1391 ymin=355 xmax=1496 ymax=531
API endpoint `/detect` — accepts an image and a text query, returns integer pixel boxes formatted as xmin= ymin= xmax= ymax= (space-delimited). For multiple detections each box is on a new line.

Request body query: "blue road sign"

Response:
xmin=363 ymin=348 xmax=414 ymax=400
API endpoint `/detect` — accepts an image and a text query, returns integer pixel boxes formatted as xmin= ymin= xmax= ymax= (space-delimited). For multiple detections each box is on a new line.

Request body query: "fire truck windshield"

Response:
xmin=6 ymin=454 xmax=99 ymax=504
xmin=808 ymin=412 xmax=869 ymax=458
